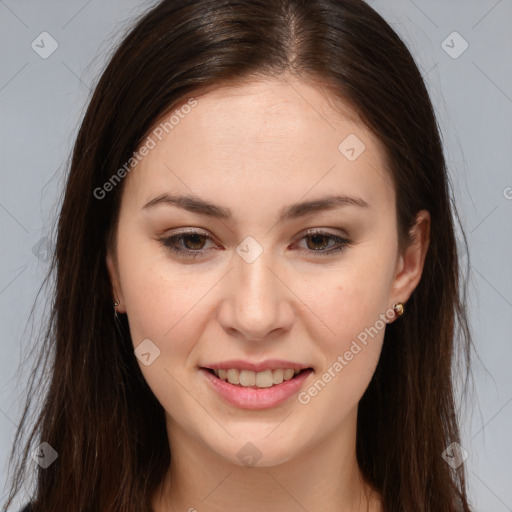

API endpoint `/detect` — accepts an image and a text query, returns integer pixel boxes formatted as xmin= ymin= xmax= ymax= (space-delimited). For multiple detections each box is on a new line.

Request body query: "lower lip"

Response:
xmin=200 ymin=368 xmax=314 ymax=410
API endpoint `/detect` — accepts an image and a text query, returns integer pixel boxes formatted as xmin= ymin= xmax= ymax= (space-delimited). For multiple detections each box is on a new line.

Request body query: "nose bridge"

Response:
xmin=218 ymin=238 xmax=291 ymax=340
xmin=238 ymin=249 xmax=274 ymax=301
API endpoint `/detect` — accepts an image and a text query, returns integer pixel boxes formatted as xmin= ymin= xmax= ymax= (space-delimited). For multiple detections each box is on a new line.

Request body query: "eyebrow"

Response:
xmin=142 ymin=193 xmax=369 ymax=222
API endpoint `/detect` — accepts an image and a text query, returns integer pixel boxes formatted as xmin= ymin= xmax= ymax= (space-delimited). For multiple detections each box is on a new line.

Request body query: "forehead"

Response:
xmin=124 ymin=78 xmax=394 ymax=213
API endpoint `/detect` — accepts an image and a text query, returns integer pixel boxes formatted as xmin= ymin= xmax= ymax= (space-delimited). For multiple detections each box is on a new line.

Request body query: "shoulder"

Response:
xmin=19 ymin=504 xmax=34 ymax=512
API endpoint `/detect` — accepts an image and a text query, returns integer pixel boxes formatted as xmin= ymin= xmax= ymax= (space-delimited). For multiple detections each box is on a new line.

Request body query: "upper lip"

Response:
xmin=202 ymin=359 xmax=312 ymax=373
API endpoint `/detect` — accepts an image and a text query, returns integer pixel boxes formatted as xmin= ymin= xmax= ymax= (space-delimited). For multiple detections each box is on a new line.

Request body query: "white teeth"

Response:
xmin=272 ymin=368 xmax=284 ymax=385
xmin=211 ymin=368 xmax=306 ymax=388
xmin=239 ymin=370 xmax=256 ymax=386
xmin=255 ymin=369 xmax=274 ymax=388
xmin=226 ymin=368 xmax=240 ymax=384
xmin=283 ymin=369 xmax=295 ymax=381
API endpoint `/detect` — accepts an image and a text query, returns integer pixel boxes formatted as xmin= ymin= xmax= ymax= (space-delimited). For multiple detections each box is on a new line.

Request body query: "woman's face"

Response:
xmin=107 ymin=77 xmax=428 ymax=468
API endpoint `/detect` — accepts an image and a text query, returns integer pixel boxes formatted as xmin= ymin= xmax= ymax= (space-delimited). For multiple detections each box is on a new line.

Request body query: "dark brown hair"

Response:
xmin=4 ymin=0 xmax=474 ymax=511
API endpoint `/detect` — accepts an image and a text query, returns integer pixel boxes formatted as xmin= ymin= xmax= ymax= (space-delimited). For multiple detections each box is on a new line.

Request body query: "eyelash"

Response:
xmin=159 ymin=229 xmax=351 ymax=259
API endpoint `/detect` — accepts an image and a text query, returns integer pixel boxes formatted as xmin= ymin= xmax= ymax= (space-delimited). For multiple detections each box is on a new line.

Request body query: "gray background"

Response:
xmin=0 ymin=0 xmax=511 ymax=510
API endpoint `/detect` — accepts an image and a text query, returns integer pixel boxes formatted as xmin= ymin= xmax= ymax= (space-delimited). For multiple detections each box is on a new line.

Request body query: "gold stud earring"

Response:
xmin=393 ymin=302 xmax=405 ymax=316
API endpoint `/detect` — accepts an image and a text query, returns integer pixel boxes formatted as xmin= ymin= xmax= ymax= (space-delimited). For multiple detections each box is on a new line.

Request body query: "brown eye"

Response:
xmin=295 ymin=230 xmax=352 ymax=256
xmin=305 ymin=234 xmax=332 ymax=251
xmin=181 ymin=233 xmax=208 ymax=250
xmin=160 ymin=230 xmax=216 ymax=258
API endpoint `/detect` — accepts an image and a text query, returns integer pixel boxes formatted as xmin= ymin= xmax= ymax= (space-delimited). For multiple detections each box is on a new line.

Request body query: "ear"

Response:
xmin=106 ymin=249 xmax=126 ymax=313
xmin=390 ymin=210 xmax=430 ymax=311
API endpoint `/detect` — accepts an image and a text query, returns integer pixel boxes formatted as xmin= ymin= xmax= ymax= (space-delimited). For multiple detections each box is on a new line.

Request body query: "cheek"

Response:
xmin=289 ymin=245 xmax=397 ymax=424
xmin=114 ymin=219 xmax=209 ymax=342
xmin=293 ymin=240 xmax=396 ymax=347
xmin=118 ymin=257 xmax=214 ymax=417
xmin=121 ymin=261 xmax=210 ymax=351
xmin=292 ymin=264 xmax=393 ymax=431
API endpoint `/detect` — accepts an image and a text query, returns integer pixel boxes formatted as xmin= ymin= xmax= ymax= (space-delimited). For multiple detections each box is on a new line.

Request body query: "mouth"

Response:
xmin=201 ymin=367 xmax=314 ymax=389
xmin=199 ymin=366 xmax=314 ymax=410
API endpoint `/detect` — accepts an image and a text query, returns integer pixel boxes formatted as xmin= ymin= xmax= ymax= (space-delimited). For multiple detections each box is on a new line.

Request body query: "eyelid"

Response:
xmin=299 ymin=227 xmax=349 ymax=238
xmin=164 ymin=226 xmax=349 ymax=241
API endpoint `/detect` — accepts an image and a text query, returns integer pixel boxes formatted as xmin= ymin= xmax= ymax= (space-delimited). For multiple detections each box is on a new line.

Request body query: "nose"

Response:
xmin=216 ymin=249 xmax=294 ymax=342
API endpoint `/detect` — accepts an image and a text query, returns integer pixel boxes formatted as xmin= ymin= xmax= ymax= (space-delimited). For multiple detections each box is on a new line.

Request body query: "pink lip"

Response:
xmin=200 ymin=367 xmax=314 ymax=410
xmin=203 ymin=359 xmax=311 ymax=373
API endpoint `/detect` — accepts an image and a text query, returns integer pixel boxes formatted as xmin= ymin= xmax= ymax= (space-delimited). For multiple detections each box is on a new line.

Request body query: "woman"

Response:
xmin=5 ymin=0 xmax=474 ymax=511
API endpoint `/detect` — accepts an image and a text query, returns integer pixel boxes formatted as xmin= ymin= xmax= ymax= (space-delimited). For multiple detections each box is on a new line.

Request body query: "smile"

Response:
xmin=200 ymin=367 xmax=314 ymax=410
xmin=209 ymin=367 xmax=307 ymax=388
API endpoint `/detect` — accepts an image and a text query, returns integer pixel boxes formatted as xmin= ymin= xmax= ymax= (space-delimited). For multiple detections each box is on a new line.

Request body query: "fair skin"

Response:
xmin=107 ymin=77 xmax=430 ymax=512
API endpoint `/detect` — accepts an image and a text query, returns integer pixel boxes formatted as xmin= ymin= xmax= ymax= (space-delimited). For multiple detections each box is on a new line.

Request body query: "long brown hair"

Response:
xmin=4 ymin=0 xmax=474 ymax=511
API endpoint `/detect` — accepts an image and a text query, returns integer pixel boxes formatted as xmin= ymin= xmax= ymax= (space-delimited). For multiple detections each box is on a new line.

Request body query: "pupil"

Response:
xmin=184 ymin=234 xmax=205 ymax=250
xmin=308 ymin=234 xmax=327 ymax=250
